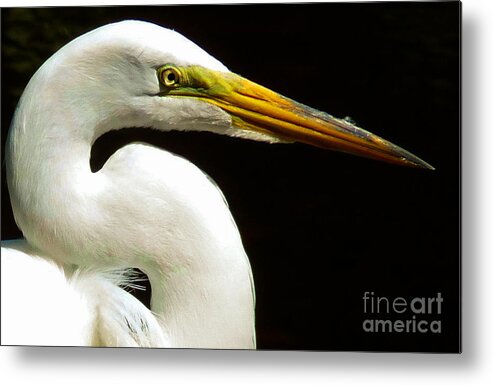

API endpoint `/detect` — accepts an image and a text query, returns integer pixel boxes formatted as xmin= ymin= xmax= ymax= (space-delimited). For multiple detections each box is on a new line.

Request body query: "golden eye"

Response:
xmin=159 ymin=66 xmax=180 ymax=87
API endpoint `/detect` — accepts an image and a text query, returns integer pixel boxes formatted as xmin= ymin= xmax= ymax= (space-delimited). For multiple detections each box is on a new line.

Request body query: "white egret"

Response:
xmin=1 ymin=20 xmax=432 ymax=348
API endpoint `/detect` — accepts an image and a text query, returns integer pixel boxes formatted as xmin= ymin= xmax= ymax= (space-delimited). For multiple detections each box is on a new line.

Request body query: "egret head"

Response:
xmin=35 ymin=20 xmax=432 ymax=169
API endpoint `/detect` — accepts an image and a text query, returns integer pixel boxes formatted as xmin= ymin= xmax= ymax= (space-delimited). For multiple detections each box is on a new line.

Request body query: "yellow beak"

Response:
xmin=160 ymin=65 xmax=433 ymax=170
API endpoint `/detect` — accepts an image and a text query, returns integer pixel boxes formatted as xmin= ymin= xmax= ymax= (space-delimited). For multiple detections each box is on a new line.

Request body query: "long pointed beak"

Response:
xmin=163 ymin=65 xmax=434 ymax=169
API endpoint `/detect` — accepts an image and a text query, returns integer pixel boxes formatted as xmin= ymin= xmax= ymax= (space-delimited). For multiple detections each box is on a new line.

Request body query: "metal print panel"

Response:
xmin=1 ymin=2 xmax=460 ymax=352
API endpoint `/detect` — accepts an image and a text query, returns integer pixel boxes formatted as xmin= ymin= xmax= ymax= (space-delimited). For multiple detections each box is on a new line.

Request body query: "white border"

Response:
xmin=2 ymin=0 xmax=492 ymax=384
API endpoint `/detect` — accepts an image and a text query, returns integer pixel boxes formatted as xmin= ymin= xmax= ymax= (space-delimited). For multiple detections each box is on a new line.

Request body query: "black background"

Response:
xmin=1 ymin=2 xmax=460 ymax=352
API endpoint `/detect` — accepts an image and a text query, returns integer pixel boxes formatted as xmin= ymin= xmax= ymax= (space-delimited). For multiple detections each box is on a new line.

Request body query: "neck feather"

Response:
xmin=7 ymin=76 xmax=255 ymax=348
xmin=144 ymin=237 xmax=255 ymax=348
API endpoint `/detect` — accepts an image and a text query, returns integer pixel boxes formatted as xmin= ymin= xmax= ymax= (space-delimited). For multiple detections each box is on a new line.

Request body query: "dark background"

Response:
xmin=1 ymin=2 xmax=460 ymax=352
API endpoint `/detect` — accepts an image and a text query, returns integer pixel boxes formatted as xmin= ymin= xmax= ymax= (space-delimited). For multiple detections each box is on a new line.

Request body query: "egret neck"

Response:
xmin=6 ymin=34 xmax=255 ymax=348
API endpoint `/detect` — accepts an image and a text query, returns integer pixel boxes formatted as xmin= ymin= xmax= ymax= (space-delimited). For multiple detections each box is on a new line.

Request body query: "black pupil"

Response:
xmin=166 ymin=72 xmax=176 ymax=82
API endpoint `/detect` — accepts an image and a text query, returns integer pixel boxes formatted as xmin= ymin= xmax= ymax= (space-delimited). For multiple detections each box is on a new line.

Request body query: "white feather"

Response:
xmin=1 ymin=240 xmax=168 ymax=347
xmin=3 ymin=21 xmax=256 ymax=348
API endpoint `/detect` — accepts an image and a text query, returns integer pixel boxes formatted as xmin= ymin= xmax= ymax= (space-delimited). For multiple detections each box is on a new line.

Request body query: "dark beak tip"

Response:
xmin=417 ymin=163 xmax=435 ymax=171
xmin=405 ymin=157 xmax=435 ymax=170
